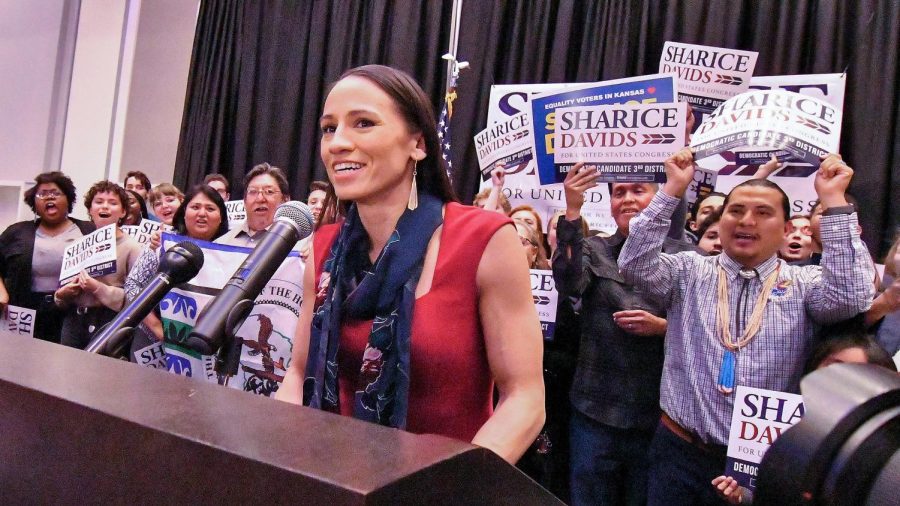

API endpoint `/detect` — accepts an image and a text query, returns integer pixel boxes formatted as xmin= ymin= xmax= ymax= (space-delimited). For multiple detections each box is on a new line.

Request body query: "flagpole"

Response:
xmin=444 ymin=0 xmax=464 ymax=91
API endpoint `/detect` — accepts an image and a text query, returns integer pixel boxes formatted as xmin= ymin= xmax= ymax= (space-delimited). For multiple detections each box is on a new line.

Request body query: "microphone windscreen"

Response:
xmin=161 ymin=240 xmax=205 ymax=284
xmin=275 ymin=201 xmax=315 ymax=239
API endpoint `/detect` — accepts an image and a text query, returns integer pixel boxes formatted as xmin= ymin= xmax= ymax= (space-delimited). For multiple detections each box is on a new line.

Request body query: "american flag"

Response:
xmin=437 ymin=72 xmax=458 ymax=182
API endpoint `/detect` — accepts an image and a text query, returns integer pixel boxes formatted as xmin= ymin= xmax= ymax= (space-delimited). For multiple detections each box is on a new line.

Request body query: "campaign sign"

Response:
xmin=554 ymin=102 xmax=686 ymax=183
xmin=226 ymin=200 xmax=246 ymax=228
xmin=164 ymin=343 xmax=217 ymax=382
xmin=59 ymin=224 xmax=117 ymax=284
xmin=530 ymin=269 xmax=558 ymax=341
xmin=691 ymin=89 xmax=842 ymax=167
xmin=692 ymin=73 xmax=846 ymax=210
xmin=483 ymin=83 xmax=617 ymax=234
xmin=660 ymin=42 xmax=758 ymax=115
xmin=474 ymin=111 xmax=532 ymax=179
xmin=530 ymin=74 xmax=677 ymax=185
xmin=1 ymin=304 xmax=36 ymax=338
xmin=133 ymin=341 xmax=167 ymax=369
xmin=121 ymin=219 xmax=162 ymax=246
xmin=725 ymin=386 xmax=805 ymax=491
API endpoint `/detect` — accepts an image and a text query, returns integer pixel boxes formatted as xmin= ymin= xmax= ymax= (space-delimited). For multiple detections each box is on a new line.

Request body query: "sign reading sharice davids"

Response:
xmin=59 ymin=224 xmax=117 ymax=284
xmin=121 ymin=219 xmax=162 ymax=246
xmin=554 ymin=102 xmax=686 ymax=183
xmin=474 ymin=111 xmax=532 ymax=179
xmin=226 ymin=200 xmax=246 ymax=229
xmin=725 ymin=386 xmax=805 ymax=491
xmin=530 ymin=74 xmax=677 ymax=185
xmin=530 ymin=269 xmax=558 ymax=341
xmin=691 ymin=89 xmax=842 ymax=167
xmin=660 ymin=42 xmax=758 ymax=114
xmin=1 ymin=304 xmax=36 ymax=338
xmin=483 ymin=83 xmax=617 ymax=235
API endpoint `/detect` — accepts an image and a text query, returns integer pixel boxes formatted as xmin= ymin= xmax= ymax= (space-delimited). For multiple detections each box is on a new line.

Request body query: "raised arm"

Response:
xmin=806 ymin=154 xmax=876 ymax=322
xmin=481 ymin=164 xmax=506 ymax=213
xmin=553 ymin=162 xmax=600 ymax=297
xmin=472 ymin=224 xmax=545 ymax=464
xmin=274 ymin=249 xmax=317 ymax=404
xmin=618 ymin=148 xmax=694 ymax=303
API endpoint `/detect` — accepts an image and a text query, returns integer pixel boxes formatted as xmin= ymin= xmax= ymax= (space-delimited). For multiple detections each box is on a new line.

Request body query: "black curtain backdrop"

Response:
xmin=175 ymin=0 xmax=899 ymax=257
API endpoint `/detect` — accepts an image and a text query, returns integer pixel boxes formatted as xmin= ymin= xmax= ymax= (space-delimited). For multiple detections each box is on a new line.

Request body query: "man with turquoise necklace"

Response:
xmin=618 ymin=147 xmax=874 ymax=505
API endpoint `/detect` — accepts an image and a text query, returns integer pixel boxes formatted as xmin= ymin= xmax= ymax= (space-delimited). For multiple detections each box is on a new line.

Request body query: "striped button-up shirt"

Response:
xmin=618 ymin=191 xmax=875 ymax=445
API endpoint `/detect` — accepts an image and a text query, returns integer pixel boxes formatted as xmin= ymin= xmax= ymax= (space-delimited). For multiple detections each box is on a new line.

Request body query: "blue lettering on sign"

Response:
xmin=166 ymin=354 xmax=193 ymax=377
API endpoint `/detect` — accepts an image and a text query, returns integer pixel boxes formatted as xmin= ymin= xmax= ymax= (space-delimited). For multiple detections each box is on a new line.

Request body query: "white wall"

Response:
xmin=0 ymin=0 xmax=74 ymax=180
xmin=118 ymin=0 xmax=199 ymax=188
xmin=0 ymin=0 xmax=198 ymax=226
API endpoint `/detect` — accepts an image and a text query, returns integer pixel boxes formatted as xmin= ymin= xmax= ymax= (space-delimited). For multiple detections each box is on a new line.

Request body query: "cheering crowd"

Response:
xmin=1 ymin=65 xmax=899 ymax=505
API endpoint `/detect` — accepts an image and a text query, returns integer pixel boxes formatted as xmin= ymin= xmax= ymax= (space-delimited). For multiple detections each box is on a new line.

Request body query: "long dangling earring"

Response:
xmin=407 ymin=160 xmax=419 ymax=210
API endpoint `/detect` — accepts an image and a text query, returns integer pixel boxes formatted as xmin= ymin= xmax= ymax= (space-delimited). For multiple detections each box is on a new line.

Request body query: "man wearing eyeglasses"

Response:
xmin=553 ymin=164 xmax=699 ymax=506
xmin=218 ymin=163 xmax=291 ymax=248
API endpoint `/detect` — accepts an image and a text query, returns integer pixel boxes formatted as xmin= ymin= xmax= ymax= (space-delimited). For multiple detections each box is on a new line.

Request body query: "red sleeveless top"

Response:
xmin=313 ymin=203 xmax=512 ymax=441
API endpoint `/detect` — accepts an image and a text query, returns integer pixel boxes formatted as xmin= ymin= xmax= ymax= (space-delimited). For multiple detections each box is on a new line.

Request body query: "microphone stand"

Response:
xmin=214 ymin=299 xmax=255 ymax=386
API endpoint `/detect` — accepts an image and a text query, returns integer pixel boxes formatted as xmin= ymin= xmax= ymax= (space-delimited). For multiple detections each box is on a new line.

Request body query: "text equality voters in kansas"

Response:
xmin=553 ymin=102 xmax=686 ymax=183
xmin=59 ymin=224 xmax=117 ymax=284
xmin=659 ymin=41 xmax=758 ymax=115
xmin=529 ymin=74 xmax=677 ymax=185
xmin=725 ymin=386 xmax=805 ymax=491
xmin=691 ymin=89 xmax=842 ymax=167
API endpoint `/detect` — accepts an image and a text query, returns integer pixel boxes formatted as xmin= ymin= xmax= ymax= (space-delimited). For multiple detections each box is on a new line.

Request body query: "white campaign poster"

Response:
xmin=133 ymin=341 xmax=167 ymax=369
xmin=725 ymin=386 xmax=805 ymax=491
xmin=659 ymin=41 xmax=758 ymax=115
xmin=59 ymin=224 xmax=117 ymax=284
xmin=691 ymin=90 xmax=842 ymax=167
xmin=1 ymin=304 xmax=36 ymax=338
xmin=554 ymin=102 xmax=686 ymax=183
xmin=530 ymin=269 xmax=558 ymax=341
xmin=689 ymin=73 xmax=846 ymax=210
xmin=474 ymin=111 xmax=532 ymax=180
xmin=484 ymin=83 xmax=616 ymax=235
xmin=121 ymin=219 xmax=162 ymax=247
xmin=226 ymin=200 xmax=246 ymax=229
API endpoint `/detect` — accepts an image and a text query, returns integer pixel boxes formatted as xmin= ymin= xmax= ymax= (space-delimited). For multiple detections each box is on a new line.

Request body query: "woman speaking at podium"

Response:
xmin=277 ymin=65 xmax=544 ymax=464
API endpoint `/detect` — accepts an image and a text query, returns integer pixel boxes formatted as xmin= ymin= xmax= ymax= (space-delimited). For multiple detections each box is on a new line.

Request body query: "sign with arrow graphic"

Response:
xmin=553 ymin=102 xmax=686 ymax=183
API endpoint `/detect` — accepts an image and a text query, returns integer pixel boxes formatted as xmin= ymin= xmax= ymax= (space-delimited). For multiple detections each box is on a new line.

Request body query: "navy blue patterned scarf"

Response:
xmin=303 ymin=193 xmax=443 ymax=428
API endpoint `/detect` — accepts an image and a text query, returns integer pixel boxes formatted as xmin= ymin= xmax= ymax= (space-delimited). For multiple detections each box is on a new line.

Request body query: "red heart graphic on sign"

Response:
xmin=647 ymin=87 xmax=656 ymax=94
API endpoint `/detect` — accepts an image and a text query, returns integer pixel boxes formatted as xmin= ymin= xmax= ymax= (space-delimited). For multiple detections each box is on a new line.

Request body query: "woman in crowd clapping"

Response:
xmin=276 ymin=64 xmax=544 ymax=464
xmin=0 ymin=172 xmax=95 ymax=343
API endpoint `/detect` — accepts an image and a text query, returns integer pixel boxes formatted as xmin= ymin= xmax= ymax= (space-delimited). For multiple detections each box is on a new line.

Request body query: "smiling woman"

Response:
xmin=54 ymin=181 xmax=143 ymax=349
xmin=275 ymin=65 xmax=545 ymax=464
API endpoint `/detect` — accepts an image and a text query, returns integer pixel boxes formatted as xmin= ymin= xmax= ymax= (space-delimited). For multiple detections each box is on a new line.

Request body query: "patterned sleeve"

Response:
xmin=124 ymin=247 xmax=160 ymax=305
xmin=805 ymin=212 xmax=876 ymax=323
xmin=618 ymin=190 xmax=691 ymax=305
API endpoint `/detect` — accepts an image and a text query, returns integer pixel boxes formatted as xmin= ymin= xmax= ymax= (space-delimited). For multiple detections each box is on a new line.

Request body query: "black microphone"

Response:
xmin=86 ymin=241 xmax=204 ymax=357
xmin=182 ymin=201 xmax=314 ymax=358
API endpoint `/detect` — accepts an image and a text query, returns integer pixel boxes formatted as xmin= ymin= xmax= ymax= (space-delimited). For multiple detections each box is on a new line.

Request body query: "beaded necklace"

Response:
xmin=715 ymin=264 xmax=780 ymax=394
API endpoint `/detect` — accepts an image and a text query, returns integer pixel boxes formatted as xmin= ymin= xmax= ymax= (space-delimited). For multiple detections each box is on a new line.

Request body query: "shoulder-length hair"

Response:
xmin=172 ymin=184 xmax=229 ymax=241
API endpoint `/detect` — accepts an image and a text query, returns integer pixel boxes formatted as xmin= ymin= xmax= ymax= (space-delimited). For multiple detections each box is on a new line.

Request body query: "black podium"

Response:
xmin=0 ymin=332 xmax=560 ymax=504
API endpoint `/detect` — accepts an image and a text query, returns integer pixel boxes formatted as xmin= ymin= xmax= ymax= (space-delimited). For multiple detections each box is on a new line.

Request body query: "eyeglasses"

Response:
xmin=36 ymin=190 xmax=63 ymax=200
xmin=246 ymin=187 xmax=281 ymax=198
